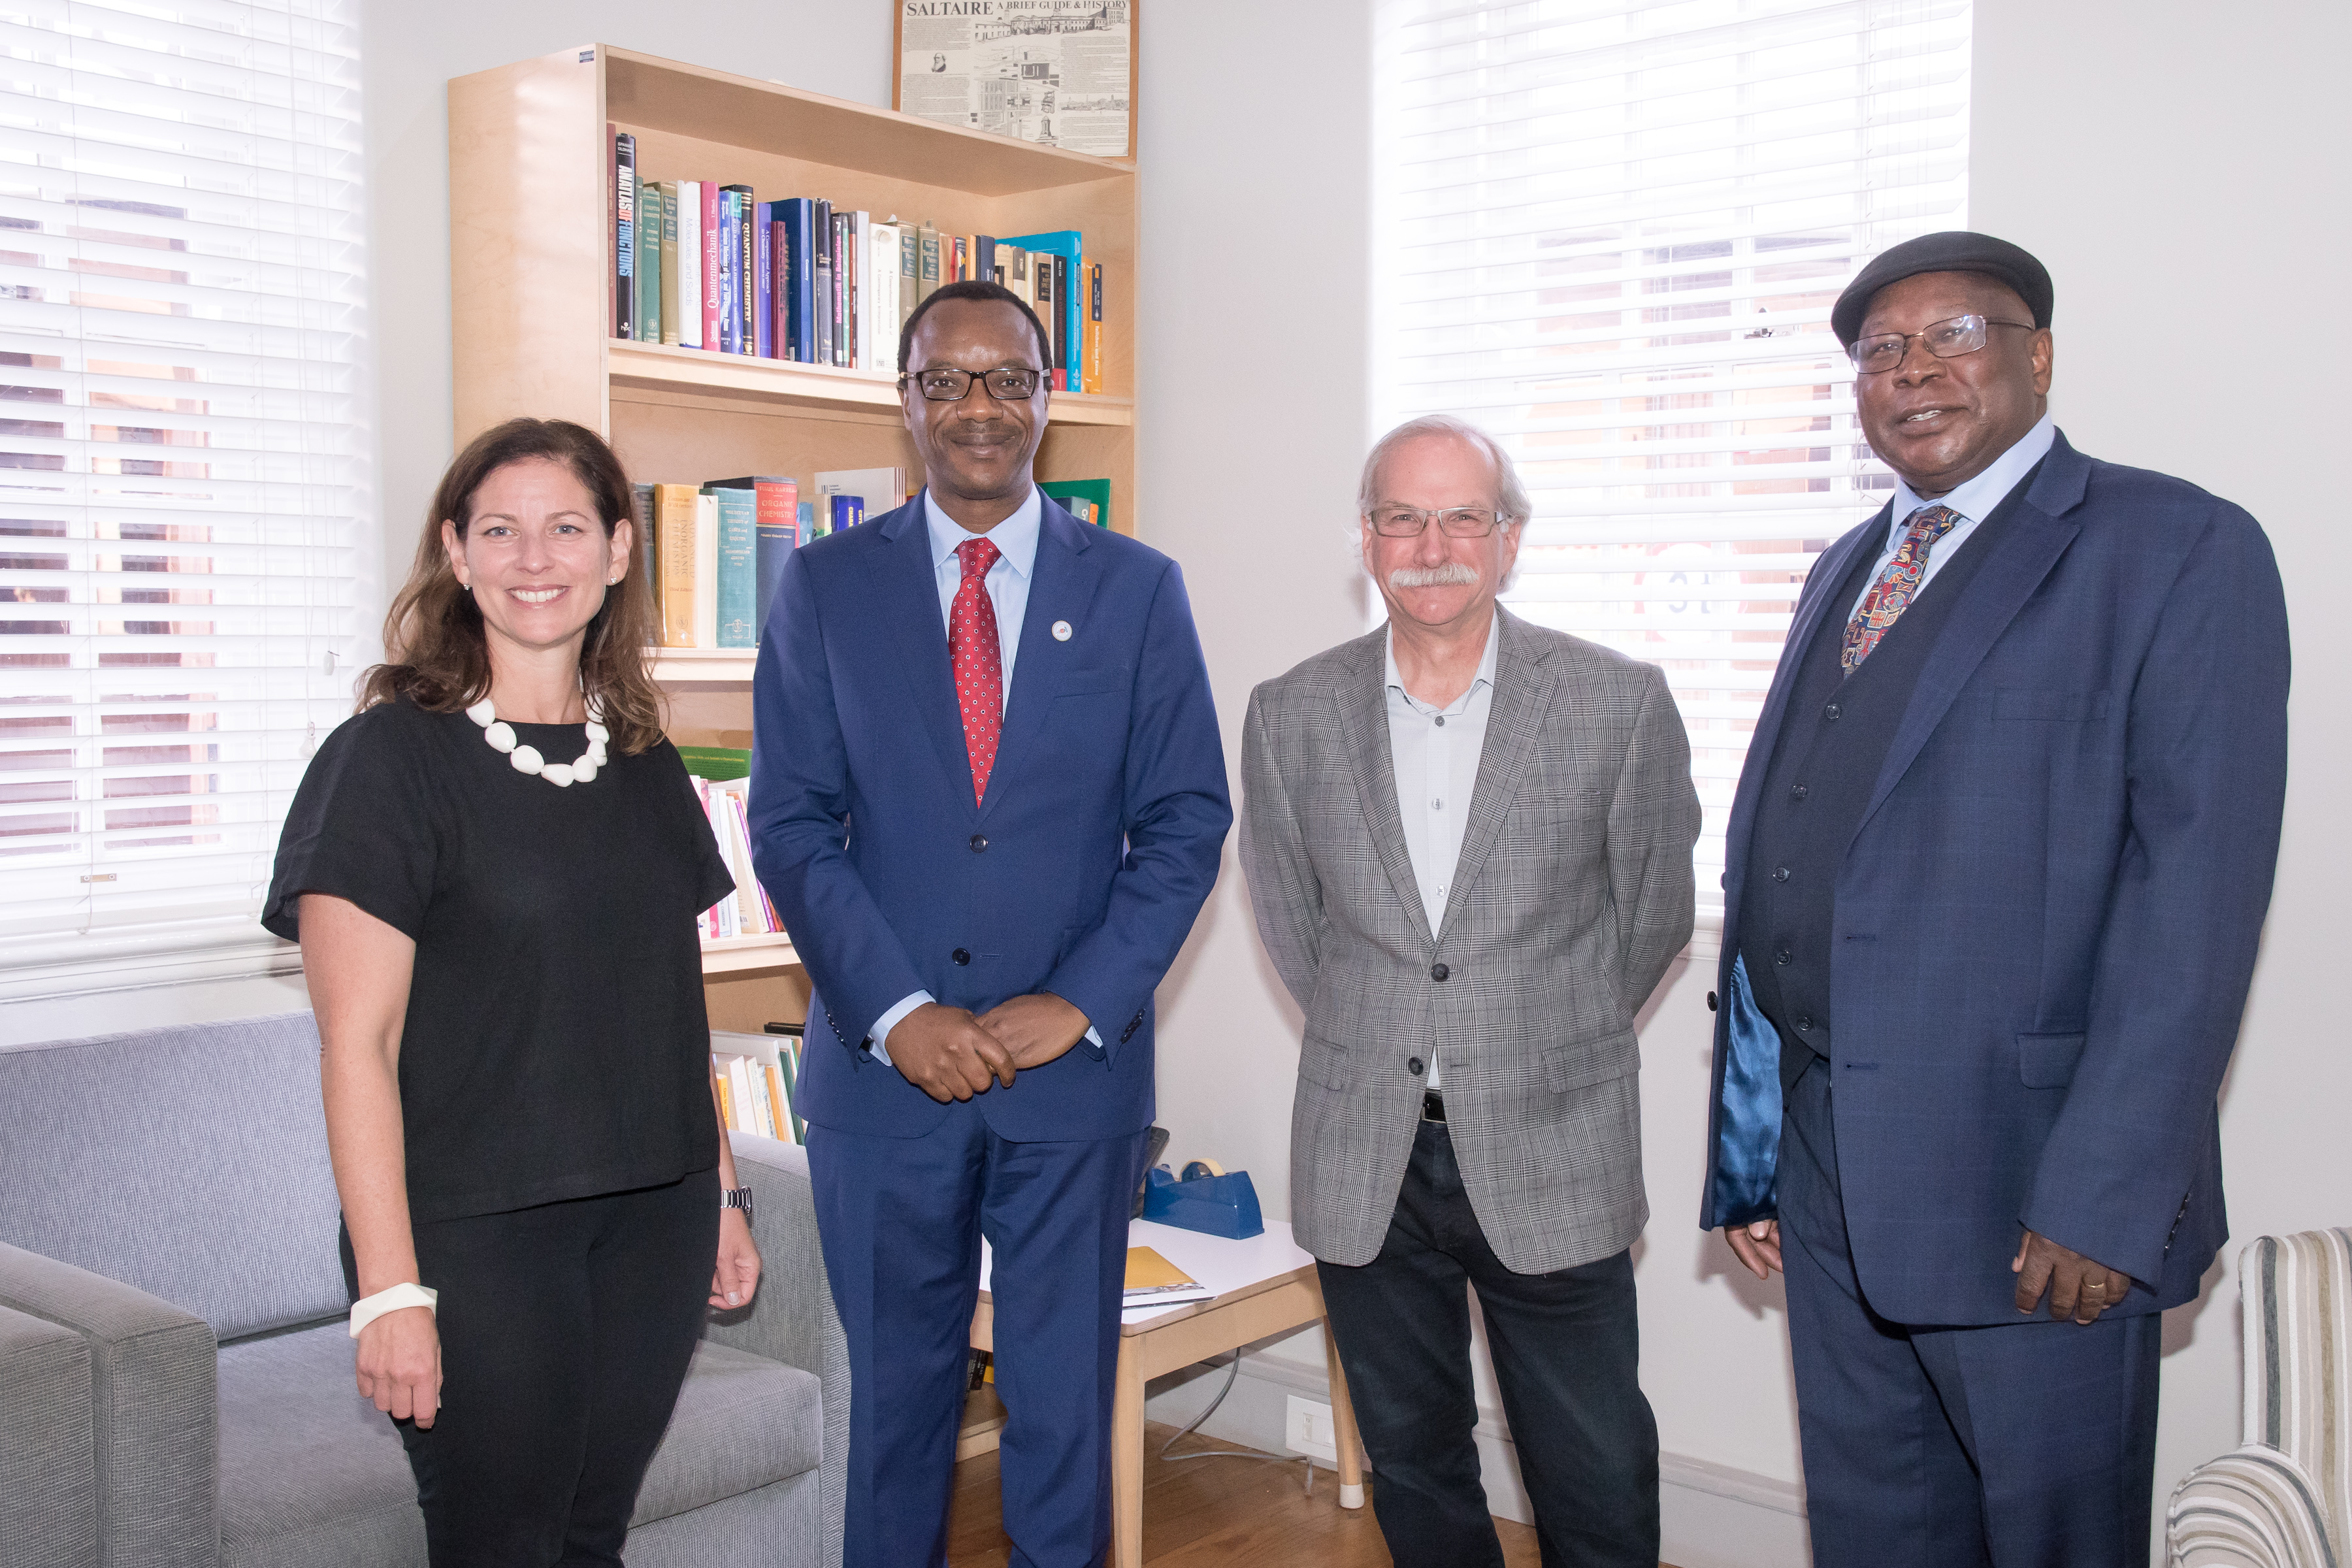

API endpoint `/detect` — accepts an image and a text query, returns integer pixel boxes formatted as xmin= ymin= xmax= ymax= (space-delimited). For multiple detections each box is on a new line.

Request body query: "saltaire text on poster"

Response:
xmin=897 ymin=1 xmax=1133 ymax=159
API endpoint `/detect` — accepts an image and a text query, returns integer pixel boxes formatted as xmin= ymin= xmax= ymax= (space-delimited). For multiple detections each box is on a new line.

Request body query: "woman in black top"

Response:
xmin=264 ymin=418 xmax=760 ymax=1564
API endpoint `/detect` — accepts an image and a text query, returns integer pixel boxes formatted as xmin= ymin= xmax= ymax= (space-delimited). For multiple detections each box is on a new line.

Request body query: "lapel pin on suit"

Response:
xmin=1051 ymin=619 xmax=1073 ymax=642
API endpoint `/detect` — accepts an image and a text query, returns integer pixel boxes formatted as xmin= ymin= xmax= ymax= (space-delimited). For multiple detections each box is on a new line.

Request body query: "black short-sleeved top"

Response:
xmin=263 ymin=696 xmax=734 ymax=1224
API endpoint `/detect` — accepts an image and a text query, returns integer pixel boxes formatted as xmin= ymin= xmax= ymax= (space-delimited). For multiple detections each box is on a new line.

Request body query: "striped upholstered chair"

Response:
xmin=2167 ymin=1228 xmax=2351 ymax=1567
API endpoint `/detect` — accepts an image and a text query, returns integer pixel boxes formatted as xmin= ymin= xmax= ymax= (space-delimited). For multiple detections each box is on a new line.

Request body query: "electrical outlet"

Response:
xmin=1284 ymin=1394 xmax=1338 ymax=1463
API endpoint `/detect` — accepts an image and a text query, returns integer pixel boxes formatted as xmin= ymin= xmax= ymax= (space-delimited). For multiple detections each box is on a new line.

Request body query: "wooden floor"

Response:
xmin=947 ymin=1420 xmax=1578 ymax=1566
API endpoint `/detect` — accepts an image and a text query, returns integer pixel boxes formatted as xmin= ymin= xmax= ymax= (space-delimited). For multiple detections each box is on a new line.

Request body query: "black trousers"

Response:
xmin=340 ymin=1169 xmax=718 ymax=1568
xmin=1316 ymin=1119 xmax=1659 ymax=1568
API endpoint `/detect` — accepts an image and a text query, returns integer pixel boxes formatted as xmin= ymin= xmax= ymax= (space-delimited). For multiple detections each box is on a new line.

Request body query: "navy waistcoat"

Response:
xmin=1739 ymin=470 xmax=2040 ymax=1087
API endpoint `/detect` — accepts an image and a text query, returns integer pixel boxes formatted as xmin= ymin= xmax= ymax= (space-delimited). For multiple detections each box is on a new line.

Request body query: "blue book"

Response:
xmin=998 ymin=229 xmax=1084 ymax=389
xmin=778 ymin=199 xmax=818 ymax=363
xmin=797 ymin=500 xmax=820 ymax=545
xmin=704 ymin=485 xmax=759 ymax=646
xmin=714 ymin=475 xmax=797 ymax=631
xmin=717 ymin=192 xmax=742 ymax=355
xmin=829 ymin=495 xmax=863 ymax=532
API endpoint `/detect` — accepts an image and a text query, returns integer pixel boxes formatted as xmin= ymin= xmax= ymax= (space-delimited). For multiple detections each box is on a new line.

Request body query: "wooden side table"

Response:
xmin=970 ymin=1218 xmax=1366 ymax=1568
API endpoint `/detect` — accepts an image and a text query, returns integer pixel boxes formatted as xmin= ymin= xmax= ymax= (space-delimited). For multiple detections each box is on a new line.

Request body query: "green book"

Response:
xmin=1041 ymin=478 xmax=1112 ymax=531
xmin=678 ymin=746 xmax=751 ymax=781
xmin=635 ymin=182 xmax=663 ymax=342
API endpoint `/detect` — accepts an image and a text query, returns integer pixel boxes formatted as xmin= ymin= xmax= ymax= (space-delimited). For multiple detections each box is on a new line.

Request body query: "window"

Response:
xmin=0 ymin=0 xmax=367 ymax=1000
xmin=1375 ymin=0 xmax=1970 ymax=922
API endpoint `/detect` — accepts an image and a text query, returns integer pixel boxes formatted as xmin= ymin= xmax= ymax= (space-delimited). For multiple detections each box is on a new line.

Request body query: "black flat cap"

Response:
xmin=1832 ymin=231 xmax=2053 ymax=346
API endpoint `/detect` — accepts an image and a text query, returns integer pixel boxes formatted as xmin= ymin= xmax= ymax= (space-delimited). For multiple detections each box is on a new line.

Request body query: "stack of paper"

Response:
xmin=1122 ymin=1246 xmax=1215 ymax=1309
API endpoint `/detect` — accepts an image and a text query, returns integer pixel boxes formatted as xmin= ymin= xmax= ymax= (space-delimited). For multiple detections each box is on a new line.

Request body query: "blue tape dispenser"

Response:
xmin=1141 ymin=1158 xmax=1265 ymax=1240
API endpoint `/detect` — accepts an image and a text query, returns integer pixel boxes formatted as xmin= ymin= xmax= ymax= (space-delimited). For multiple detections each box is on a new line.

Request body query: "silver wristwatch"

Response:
xmin=721 ymin=1186 xmax=754 ymax=1220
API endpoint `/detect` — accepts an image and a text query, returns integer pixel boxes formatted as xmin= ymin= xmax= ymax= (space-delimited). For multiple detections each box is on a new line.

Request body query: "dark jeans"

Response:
xmin=1316 ymin=1119 xmax=1659 ymax=1568
xmin=1779 ymin=1057 xmax=2162 ymax=1568
xmin=339 ymin=1169 xmax=718 ymax=1567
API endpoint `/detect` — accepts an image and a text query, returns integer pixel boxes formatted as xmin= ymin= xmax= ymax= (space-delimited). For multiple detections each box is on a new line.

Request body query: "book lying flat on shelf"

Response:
xmin=1123 ymin=1247 xmax=1215 ymax=1309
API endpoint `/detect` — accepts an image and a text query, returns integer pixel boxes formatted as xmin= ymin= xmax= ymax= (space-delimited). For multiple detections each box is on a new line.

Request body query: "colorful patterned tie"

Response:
xmin=950 ymin=536 xmax=1004 ymax=802
xmin=1842 ymin=504 xmax=1963 ymax=672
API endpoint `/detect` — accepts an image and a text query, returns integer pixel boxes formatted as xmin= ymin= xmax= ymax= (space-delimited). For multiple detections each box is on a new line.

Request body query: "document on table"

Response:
xmin=977 ymin=1219 xmax=1317 ymax=1326
xmin=1122 ymin=1246 xmax=1213 ymax=1309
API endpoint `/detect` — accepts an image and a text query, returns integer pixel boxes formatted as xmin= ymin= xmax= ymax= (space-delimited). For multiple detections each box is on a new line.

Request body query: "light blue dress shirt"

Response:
xmin=1846 ymin=414 xmax=2056 ymax=623
xmin=868 ymin=486 xmax=1100 ymax=1064
xmin=1382 ymin=608 xmax=1499 ymax=1090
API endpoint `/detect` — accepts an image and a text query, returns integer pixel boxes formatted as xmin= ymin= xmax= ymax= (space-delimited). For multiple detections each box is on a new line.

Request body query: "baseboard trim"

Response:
xmin=1661 ymin=1450 xmax=1806 ymax=1518
xmin=1147 ymin=1346 xmax=1808 ymax=1558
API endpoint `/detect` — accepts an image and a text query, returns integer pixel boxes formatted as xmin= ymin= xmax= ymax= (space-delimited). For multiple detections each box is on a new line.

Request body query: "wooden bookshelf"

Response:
xmin=448 ymin=43 xmax=1138 ymax=554
xmin=451 ymin=44 xmax=1143 ymax=1013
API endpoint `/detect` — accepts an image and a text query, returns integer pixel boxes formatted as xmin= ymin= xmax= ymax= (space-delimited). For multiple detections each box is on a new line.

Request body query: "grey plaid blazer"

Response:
xmin=1241 ymin=608 xmax=1700 ymax=1273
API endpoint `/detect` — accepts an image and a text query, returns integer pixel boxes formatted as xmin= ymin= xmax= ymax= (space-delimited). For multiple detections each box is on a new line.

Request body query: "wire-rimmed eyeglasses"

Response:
xmin=1365 ymin=504 xmax=1509 ymax=538
xmin=898 ymin=367 xmax=1045 ymax=402
xmin=1847 ymin=314 xmax=2037 ymax=375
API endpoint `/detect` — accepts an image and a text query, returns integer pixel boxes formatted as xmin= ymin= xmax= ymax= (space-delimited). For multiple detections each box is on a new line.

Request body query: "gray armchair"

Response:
xmin=0 ymin=1014 xmax=847 ymax=1568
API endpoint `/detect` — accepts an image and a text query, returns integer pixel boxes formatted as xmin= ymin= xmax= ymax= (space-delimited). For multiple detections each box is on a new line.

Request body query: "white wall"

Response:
xmin=1970 ymin=0 xmax=2352 ymax=1541
xmin=1132 ymin=1 xmax=1371 ymax=1264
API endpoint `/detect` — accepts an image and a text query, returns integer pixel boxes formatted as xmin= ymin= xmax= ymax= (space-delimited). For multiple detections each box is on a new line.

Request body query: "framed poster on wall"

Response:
xmin=894 ymin=1 xmax=1135 ymax=160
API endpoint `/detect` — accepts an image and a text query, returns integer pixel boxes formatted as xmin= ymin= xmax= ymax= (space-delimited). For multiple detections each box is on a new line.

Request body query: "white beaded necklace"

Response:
xmin=465 ymin=697 xmax=609 ymax=788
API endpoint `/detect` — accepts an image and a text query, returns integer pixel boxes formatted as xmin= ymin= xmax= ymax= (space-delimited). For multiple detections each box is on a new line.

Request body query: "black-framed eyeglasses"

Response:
xmin=898 ymin=367 xmax=1044 ymax=402
xmin=1847 ymin=314 xmax=2036 ymax=375
xmin=1366 ymin=504 xmax=1509 ymax=538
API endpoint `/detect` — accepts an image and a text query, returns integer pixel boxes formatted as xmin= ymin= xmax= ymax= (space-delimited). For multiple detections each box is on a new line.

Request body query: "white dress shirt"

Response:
xmin=1846 ymin=414 xmax=2056 ymax=624
xmin=1383 ymin=609 xmax=1501 ymax=1090
xmin=870 ymin=486 xmax=1099 ymax=1063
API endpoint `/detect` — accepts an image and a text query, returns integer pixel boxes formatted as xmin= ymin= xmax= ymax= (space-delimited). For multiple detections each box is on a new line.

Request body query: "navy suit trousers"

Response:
xmin=808 ymin=1107 xmax=1147 ymax=1568
xmin=1781 ymin=1057 xmax=2161 ymax=1567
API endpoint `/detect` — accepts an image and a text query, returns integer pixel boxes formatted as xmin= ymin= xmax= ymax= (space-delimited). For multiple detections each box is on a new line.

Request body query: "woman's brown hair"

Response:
xmin=359 ymin=418 xmax=664 ymax=755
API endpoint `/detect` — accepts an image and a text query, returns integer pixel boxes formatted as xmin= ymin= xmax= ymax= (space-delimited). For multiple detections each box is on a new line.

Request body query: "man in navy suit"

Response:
xmin=749 ymin=280 xmax=1231 ymax=1568
xmin=1701 ymin=233 xmax=2289 ymax=1566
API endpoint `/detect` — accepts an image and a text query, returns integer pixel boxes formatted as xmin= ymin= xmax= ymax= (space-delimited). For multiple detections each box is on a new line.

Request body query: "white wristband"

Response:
xmin=349 ymin=1282 xmax=439 ymax=1339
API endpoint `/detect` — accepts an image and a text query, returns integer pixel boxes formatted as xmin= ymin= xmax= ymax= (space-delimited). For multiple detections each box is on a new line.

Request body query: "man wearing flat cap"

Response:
xmin=1699 ymin=231 xmax=2289 ymax=1565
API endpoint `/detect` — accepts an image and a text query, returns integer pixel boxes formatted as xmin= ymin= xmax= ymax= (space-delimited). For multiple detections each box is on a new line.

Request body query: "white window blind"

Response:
xmin=1375 ymin=0 xmax=1969 ymax=923
xmin=0 ymin=0 xmax=367 ymax=1000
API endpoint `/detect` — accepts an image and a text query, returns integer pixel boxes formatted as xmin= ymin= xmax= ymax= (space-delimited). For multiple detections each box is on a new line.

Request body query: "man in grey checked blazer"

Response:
xmin=1241 ymin=415 xmax=1700 ymax=1567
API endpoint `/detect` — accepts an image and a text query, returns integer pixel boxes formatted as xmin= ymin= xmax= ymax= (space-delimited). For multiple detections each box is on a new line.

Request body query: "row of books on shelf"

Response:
xmin=685 ymin=762 xmax=779 ymax=941
xmin=631 ymin=470 xmax=1111 ymax=650
xmin=630 ymin=467 xmax=904 ymax=651
xmin=712 ymin=1029 xmax=804 ymax=1147
xmin=612 ymin=131 xmax=1105 ymax=393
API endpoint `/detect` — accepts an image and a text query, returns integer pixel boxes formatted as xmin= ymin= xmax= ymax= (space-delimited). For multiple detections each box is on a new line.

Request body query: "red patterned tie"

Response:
xmin=950 ymin=536 xmax=1004 ymax=802
xmin=1842 ymin=504 xmax=1962 ymax=672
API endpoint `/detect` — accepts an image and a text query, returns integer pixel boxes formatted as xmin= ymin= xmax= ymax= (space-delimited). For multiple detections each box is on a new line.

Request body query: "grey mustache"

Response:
xmin=1387 ymin=561 xmax=1480 ymax=590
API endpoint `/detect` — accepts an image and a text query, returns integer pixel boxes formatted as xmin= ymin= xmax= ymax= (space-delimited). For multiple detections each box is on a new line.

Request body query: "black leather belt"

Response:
xmin=1421 ymin=1089 xmax=1446 ymax=1123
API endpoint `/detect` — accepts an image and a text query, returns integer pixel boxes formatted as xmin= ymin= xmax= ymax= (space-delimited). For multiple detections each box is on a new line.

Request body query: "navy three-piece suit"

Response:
xmin=748 ymin=495 xmax=1230 ymax=1568
xmin=1702 ymin=431 xmax=2289 ymax=1564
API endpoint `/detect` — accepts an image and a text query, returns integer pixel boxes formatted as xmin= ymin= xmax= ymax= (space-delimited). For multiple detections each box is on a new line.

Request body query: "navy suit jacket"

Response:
xmin=747 ymin=494 xmax=1231 ymax=1143
xmin=1700 ymin=431 xmax=2289 ymax=1326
